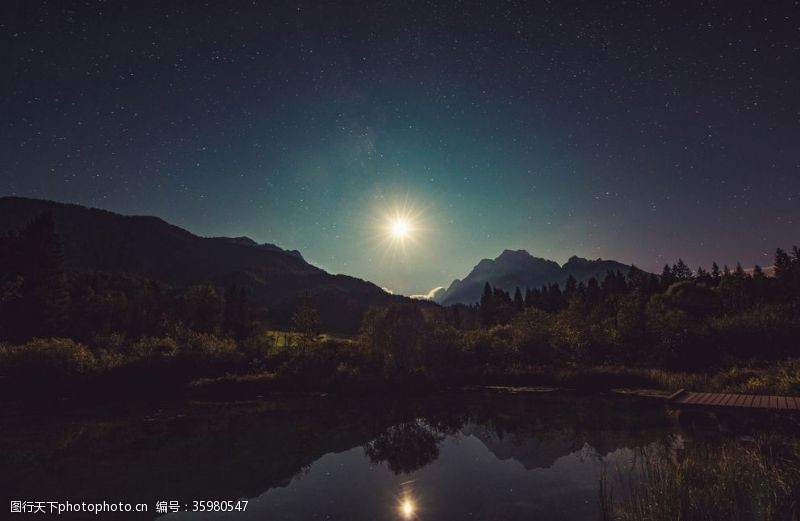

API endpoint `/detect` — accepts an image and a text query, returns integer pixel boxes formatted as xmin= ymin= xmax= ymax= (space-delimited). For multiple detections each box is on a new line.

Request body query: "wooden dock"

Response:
xmin=668 ymin=389 xmax=800 ymax=411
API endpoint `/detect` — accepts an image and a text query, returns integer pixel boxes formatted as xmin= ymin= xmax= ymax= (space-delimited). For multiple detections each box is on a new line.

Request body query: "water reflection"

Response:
xmin=400 ymin=498 xmax=416 ymax=518
xmin=364 ymin=420 xmax=445 ymax=474
xmin=397 ymin=480 xmax=418 ymax=520
xmin=0 ymin=392 xmax=690 ymax=520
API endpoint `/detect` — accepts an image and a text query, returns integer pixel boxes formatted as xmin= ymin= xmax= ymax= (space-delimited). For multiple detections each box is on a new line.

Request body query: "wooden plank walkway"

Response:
xmin=669 ymin=389 xmax=800 ymax=411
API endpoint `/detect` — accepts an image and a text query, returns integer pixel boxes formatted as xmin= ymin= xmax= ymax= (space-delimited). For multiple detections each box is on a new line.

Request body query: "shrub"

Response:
xmin=461 ymin=326 xmax=516 ymax=369
xmin=0 ymin=338 xmax=96 ymax=380
xmin=238 ymin=332 xmax=275 ymax=369
xmin=710 ymin=304 xmax=800 ymax=360
xmin=131 ymin=336 xmax=178 ymax=358
xmin=179 ymin=331 xmax=237 ymax=360
xmin=510 ymin=308 xmax=554 ymax=364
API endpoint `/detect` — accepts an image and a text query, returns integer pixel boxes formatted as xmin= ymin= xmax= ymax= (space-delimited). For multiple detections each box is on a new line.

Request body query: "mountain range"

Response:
xmin=0 ymin=196 xmax=408 ymax=332
xmin=1 ymin=196 xmax=636 ymax=325
xmin=436 ymin=249 xmax=632 ymax=305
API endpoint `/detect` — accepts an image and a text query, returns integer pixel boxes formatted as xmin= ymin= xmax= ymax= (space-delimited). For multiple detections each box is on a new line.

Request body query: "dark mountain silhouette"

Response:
xmin=0 ymin=196 xmax=405 ymax=332
xmin=438 ymin=249 xmax=632 ymax=305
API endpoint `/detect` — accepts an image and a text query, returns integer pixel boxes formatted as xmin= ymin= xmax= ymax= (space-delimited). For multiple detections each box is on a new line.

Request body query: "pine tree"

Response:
xmin=16 ymin=212 xmax=70 ymax=339
xmin=661 ymin=264 xmax=675 ymax=289
xmin=673 ymin=258 xmax=692 ymax=280
xmin=775 ymin=248 xmax=792 ymax=279
xmin=513 ymin=287 xmax=524 ymax=313
xmin=711 ymin=262 xmax=721 ymax=283
xmin=480 ymin=282 xmax=494 ymax=326
xmin=564 ymin=275 xmax=577 ymax=296
xmin=626 ymin=265 xmax=646 ymax=291
xmin=586 ymin=277 xmax=600 ymax=305
xmin=548 ymin=283 xmax=564 ymax=311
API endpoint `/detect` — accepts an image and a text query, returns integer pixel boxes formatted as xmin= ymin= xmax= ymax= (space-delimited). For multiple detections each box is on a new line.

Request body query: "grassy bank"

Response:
xmin=2 ymin=332 xmax=800 ymax=403
xmin=186 ymin=361 xmax=800 ymax=400
xmin=602 ymin=435 xmax=800 ymax=520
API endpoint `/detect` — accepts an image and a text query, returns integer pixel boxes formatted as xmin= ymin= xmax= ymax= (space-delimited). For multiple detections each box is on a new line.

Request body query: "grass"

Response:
xmin=183 ymin=362 xmax=800 ymax=400
xmin=471 ymin=364 xmax=800 ymax=396
xmin=187 ymin=372 xmax=281 ymax=399
xmin=3 ymin=333 xmax=799 ymax=401
xmin=264 ymin=330 xmax=355 ymax=348
xmin=602 ymin=435 xmax=800 ymax=521
xmin=641 ymin=361 xmax=800 ymax=396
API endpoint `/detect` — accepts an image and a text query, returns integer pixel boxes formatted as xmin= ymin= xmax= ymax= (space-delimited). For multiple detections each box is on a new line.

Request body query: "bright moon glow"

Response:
xmin=400 ymin=499 xmax=415 ymax=519
xmin=390 ymin=218 xmax=410 ymax=238
xmin=372 ymin=197 xmax=429 ymax=259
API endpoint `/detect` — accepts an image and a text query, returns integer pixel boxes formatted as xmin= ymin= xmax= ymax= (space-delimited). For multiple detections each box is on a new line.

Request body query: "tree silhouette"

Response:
xmin=564 ymin=275 xmax=578 ymax=296
xmin=661 ymin=264 xmax=675 ymax=289
xmin=513 ymin=287 xmax=524 ymax=313
xmin=14 ymin=213 xmax=70 ymax=339
xmin=292 ymin=300 xmax=321 ymax=346
xmin=710 ymin=262 xmax=721 ymax=283
xmin=480 ymin=282 xmax=493 ymax=326
xmin=223 ymin=284 xmax=250 ymax=339
xmin=672 ymin=259 xmax=693 ymax=281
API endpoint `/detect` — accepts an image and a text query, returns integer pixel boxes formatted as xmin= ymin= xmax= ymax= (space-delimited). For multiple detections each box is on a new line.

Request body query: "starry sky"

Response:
xmin=2 ymin=1 xmax=799 ymax=295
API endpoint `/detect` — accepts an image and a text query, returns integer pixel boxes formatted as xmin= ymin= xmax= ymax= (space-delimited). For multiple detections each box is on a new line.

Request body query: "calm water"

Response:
xmin=1 ymin=392 xmax=701 ymax=520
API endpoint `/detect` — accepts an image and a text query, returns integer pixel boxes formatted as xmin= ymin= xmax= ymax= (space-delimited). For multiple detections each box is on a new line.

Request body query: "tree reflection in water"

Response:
xmin=363 ymin=419 xmax=445 ymax=474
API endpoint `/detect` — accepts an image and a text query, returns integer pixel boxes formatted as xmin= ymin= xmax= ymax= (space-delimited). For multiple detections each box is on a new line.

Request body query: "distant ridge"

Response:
xmin=437 ymin=249 xmax=632 ymax=305
xmin=0 ymin=196 xmax=413 ymax=332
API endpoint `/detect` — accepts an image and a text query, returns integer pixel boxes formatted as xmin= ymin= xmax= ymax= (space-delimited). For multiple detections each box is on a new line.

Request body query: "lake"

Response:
xmin=0 ymin=391 xmax=760 ymax=520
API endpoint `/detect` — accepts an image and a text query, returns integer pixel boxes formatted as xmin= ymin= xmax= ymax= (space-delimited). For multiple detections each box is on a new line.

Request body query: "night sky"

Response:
xmin=2 ymin=1 xmax=799 ymax=295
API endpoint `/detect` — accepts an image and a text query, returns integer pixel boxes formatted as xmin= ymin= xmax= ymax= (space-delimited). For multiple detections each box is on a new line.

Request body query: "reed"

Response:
xmin=602 ymin=435 xmax=800 ymax=521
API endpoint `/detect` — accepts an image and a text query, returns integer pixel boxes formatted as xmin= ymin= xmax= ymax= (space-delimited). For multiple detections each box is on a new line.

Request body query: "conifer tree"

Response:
xmin=564 ymin=275 xmax=577 ymax=296
xmin=673 ymin=258 xmax=692 ymax=280
xmin=513 ymin=287 xmax=524 ymax=313
xmin=711 ymin=262 xmax=721 ymax=281
xmin=16 ymin=212 xmax=70 ymax=339
xmin=775 ymin=248 xmax=792 ymax=279
xmin=480 ymin=282 xmax=494 ymax=326
xmin=661 ymin=264 xmax=675 ymax=289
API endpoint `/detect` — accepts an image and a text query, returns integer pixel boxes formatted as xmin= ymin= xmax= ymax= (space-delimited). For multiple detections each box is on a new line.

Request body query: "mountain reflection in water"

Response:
xmin=1 ymin=392 xmax=679 ymax=520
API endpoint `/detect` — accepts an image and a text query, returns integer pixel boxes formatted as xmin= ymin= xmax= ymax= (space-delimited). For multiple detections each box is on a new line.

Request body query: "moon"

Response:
xmin=400 ymin=498 xmax=416 ymax=519
xmin=373 ymin=197 xmax=428 ymax=256
xmin=390 ymin=218 xmax=411 ymax=239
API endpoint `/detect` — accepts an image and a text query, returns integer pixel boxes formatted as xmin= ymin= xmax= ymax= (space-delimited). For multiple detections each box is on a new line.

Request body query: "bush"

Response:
xmin=178 ymin=331 xmax=237 ymax=363
xmin=710 ymin=304 xmax=800 ymax=360
xmin=273 ymin=338 xmax=362 ymax=389
xmin=0 ymin=338 xmax=96 ymax=382
xmin=238 ymin=333 xmax=275 ymax=369
xmin=131 ymin=336 xmax=178 ymax=358
xmin=461 ymin=326 xmax=516 ymax=369
xmin=510 ymin=308 xmax=554 ymax=364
